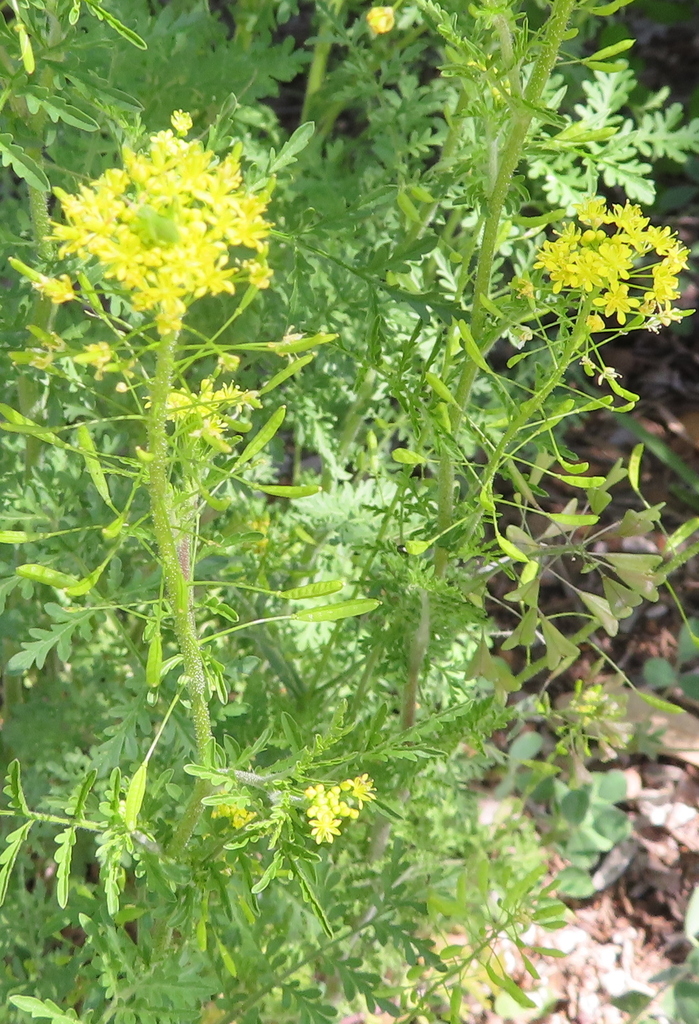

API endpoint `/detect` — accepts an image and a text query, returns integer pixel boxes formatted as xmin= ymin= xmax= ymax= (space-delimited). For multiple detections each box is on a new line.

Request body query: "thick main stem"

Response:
xmin=146 ymin=331 xmax=213 ymax=849
xmin=434 ymin=0 xmax=577 ymax=575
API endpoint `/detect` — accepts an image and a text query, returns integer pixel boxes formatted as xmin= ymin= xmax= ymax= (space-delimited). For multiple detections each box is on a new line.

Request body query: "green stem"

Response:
xmin=434 ymin=0 xmax=577 ymax=575
xmin=146 ymin=331 xmax=213 ymax=832
xmin=301 ymin=0 xmax=344 ymax=124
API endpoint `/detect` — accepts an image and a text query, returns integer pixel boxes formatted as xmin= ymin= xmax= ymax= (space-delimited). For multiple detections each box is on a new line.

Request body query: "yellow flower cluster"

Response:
xmin=160 ymin=376 xmax=261 ymax=452
xmin=534 ymin=197 xmax=689 ymax=327
xmin=49 ymin=112 xmax=272 ymax=335
xmin=304 ymin=774 xmax=376 ymax=845
xmin=211 ymin=803 xmax=256 ymax=829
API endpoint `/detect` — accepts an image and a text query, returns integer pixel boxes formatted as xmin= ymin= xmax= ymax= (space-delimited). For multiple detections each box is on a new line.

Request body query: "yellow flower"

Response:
xmin=593 ymin=282 xmax=640 ymax=325
xmin=170 ymin=110 xmax=193 ymax=136
xmin=574 ymin=197 xmax=610 ymax=229
xmin=34 ymin=274 xmax=75 ymax=304
xmin=51 ymin=118 xmax=272 ymax=335
xmin=367 ymin=6 xmax=395 ymax=34
xmin=346 ymin=774 xmax=376 ymax=808
xmin=72 ymin=342 xmax=115 ymax=379
xmin=586 ymin=313 xmax=605 ymax=332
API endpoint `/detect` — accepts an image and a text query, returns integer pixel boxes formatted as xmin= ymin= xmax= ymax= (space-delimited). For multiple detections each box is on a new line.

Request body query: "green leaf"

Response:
xmin=233 ymin=406 xmax=286 ymax=468
xmin=25 ymin=90 xmax=99 ymax=132
xmin=495 ymin=533 xmax=530 ymax=563
xmin=0 ymin=531 xmax=41 ymax=543
xmin=554 ymin=866 xmax=595 ymax=898
xmin=54 ymin=827 xmax=76 ymax=909
xmin=578 ymin=592 xmax=618 ymax=636
xmin=628 ymin=443 xmax=644 ymax=495
xmin=280 ymin=580 xmax=345 ymax=600
xmin=405 ymin=539 xmax=432 ymax=556
xmin=391 ymin=448 xmax=427 ymax=466
xmin=0 ymin=822 xmax=33 ymax=907
xmin=0 ymin=405 xmax=71 ymax=449
xmin=295 ymin=599 xmax=379 ymax=622
xmin=484 ymin=963 xmax=536 ymax=1009
xmin=675 ymin=978 xmax=699 ymax=1019
xmin=83 ymin=0 xmax=147 ymax=48
xmin=540 ymin=618 xmax=579 ymax=671
xmin=0 ymin=134 xmax=49 ymax=191
xmin=268 ymin=121 xmax=315 ymax=174
xmin=560 ymin=787 xmax=591 ymax=825
xmin=4 ymin=759 xmax=30 ymax=814
xmin=8 ymin=996 xmax=78 ymax=1023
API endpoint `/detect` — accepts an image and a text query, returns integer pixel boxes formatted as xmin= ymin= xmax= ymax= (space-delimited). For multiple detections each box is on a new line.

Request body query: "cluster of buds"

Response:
xmin=304 ymin=774 xmax=376 ymax=844
xmin=210 ymin=803 xmax=256 ymax=829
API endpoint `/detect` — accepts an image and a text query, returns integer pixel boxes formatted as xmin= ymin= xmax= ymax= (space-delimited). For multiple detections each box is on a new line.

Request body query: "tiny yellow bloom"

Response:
xmin=586 ymin=313 xmax=605 ymax=332
xmin=35 ymin=274 xmax=75 ymax=304
xmin=367 ymin=6 xmax=395 ymax=34
xmin=171 ymin=110 xmax=193 ymax=136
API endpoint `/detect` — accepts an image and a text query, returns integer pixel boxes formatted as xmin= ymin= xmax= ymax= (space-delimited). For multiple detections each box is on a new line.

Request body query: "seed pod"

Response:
xmin=124 ymin=764 xmax=147 ymax=831
xmin=15 ymin=563 xmax=78 ymax=589
xmin=146 ymin=630 xmax=163 ymax=688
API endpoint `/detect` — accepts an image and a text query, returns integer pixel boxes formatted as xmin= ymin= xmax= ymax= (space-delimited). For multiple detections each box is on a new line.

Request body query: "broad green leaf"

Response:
xmin=233 ymin=406 xmax=286 ymax=468
xmin=578 ymin=592 xmax=618 ymax=636
xmin=405 ymin=539 xmax=432 ymax=556
xmin=602 ymin=576 xmax=641 ymax=617
xmin=295 ymin=598 xmax=379 ymax=622
xmin=391 ymin=448 xmax=427 ymax=466
xmin=554 ymin=866 xmax=595 ymax=898
xmin=280 ymin=580 xmax=345 ymax=600
xmin=541 ymin=618 xmax=579 ymax=670
xmin=616 ymin=504 xmax=663 ymax=537
xmin=501 ymin=606 xmax=538 ymax=648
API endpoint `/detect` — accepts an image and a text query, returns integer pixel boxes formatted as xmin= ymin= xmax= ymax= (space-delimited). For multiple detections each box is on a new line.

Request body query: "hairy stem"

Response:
xmin=146 ymin=331 xmax=213 ymax=846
